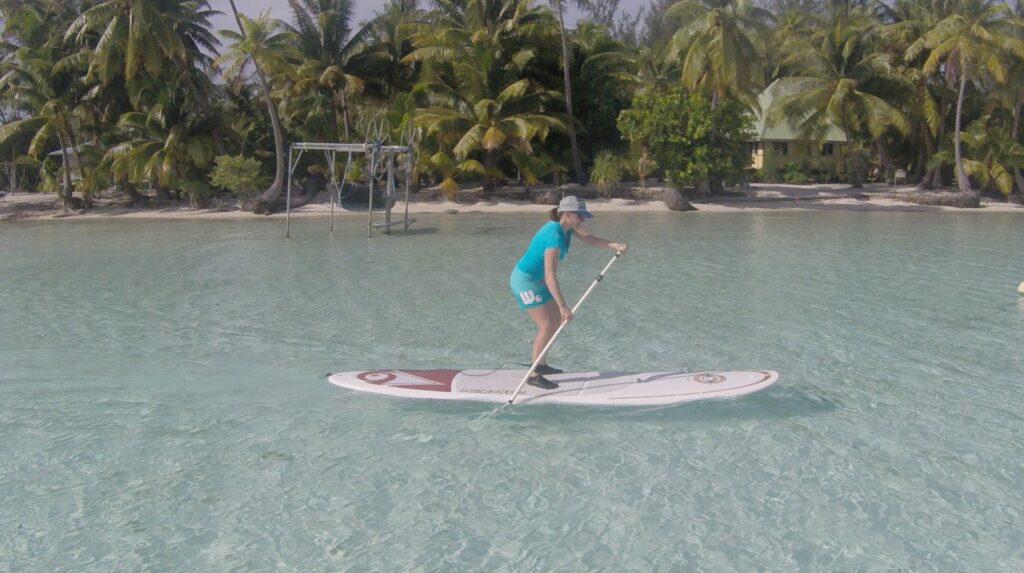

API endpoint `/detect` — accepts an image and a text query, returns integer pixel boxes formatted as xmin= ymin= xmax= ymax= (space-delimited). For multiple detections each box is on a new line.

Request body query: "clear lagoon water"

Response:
xmin=2 ymin=211 xmax=1023 ymax=571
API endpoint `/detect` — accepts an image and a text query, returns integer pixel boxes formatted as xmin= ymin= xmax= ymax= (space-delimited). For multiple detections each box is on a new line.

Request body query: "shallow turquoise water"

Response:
xmin=2 ymin=212 xmax=1023 ymax=571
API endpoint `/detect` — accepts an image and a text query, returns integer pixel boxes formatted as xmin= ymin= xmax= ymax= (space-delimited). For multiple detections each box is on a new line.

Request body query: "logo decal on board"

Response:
xmin=694 ymin=373 xmax=727 ymax=385
xmin=357 ymin=371 xmax=398 ymax=384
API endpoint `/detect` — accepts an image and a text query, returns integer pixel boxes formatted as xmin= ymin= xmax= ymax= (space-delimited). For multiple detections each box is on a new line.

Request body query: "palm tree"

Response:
xmin=218 ymin=6 xmax=294 ymax=211
xmin=1003 ymin=3 xmax=1024 ymax=194
xmin=980 ymin=33 xmax=1024 ymax=195
xmin=65 ymin=0 xmax=220 ymax=106
xmin=103 ymin=103 xmax=219 ymax=202
xmin=366 ymin=0 xmax=421 ymax=105
xmin=666 ymin=0 xmax=775 ymax=106
xmin=933 ymin=116 xmax=1024 ymax=196
xmin=772 ymin=6 xmax=911 ymax=187
xmin=548 ymin=0 xmax=589 ymax=183
xmin=0 ymin=53 xmax=86 ymax=206
xmin=0 ymin=1 xmax=92 ymax=208
xmin=285 ymin=0 xmax=383 ymax=140
xmin=906 ymin=0 xmax=1024 ymax=192
xmin=884 ymin=0 xmax=957 ymax=188
xmin=64 ymin=0 xmax=224 ymax=201
xmin=571 ymin=21 xmax=636 ymax=156
xmin=404 ymin=0 xmax=564 ymax=193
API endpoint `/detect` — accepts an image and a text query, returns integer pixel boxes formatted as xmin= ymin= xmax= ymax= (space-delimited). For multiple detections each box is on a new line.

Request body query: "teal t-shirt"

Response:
xmin=515 ymin=221 xmax=573 ymax=277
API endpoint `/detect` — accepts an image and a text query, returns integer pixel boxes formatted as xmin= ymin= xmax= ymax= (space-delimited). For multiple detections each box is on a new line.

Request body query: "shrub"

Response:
xmin=782 ymin=161 xmax=810 ymax=184
xmin=181 ymin=179 xmax=215 ymax=209
xmin=760 ymin=151 xmax=784 ymax=183
xmin=590 ymin=151 xmax=622 ymax=196
xmin=618 ymin=86 xmax=753 ymax=190
xmin=209 ymin=155 xmax=266 ymax=209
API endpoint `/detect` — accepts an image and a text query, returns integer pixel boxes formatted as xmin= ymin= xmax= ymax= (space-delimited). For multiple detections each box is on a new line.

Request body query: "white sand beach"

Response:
xmin=2 ymin=183 xmax=1022 ymax=221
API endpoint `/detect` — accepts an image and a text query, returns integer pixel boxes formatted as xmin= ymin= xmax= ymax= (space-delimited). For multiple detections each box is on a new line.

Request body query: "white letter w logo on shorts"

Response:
xmin=519 ymin=290 xmax=543 ymax=305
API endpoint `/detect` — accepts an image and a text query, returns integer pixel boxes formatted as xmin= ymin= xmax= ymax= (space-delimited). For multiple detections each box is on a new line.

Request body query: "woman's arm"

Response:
xmin=574 ymin=227 xmax=628 ymax=253
xmin=543 ymin=247 xmax=573 ymax=322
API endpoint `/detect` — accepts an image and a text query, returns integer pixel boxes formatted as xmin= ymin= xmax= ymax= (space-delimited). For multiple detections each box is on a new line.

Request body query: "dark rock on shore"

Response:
xmin=663 ymin=189 xmax=696 ymax=211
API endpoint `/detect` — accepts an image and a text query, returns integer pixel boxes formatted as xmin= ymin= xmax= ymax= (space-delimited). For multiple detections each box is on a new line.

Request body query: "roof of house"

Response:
xmin=751 ymin=82 xmax=848 ymax=143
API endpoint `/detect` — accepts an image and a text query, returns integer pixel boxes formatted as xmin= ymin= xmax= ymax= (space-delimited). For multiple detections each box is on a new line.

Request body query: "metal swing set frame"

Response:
xmin=284 ymin=120 xmax=417 ymax=238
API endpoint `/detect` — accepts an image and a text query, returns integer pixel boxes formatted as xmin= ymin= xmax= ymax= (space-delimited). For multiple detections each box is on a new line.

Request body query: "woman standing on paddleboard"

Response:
xmin=510 ymin=196 xmax=627 ymax=389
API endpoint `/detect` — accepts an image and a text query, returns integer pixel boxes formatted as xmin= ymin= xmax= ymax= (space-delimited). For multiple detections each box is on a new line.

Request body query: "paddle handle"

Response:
xmin=507 ymin=251 xmax=622 ymax=405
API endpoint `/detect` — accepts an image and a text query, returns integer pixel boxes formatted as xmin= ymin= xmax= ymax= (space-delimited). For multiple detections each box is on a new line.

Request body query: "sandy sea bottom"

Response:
xmin=2 ymin=212 xmax=1023 ymax=571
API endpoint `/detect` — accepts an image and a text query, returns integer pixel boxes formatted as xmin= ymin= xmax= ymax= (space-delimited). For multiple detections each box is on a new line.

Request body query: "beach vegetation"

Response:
xmin=933 ymin=116 xmax=1024 ymax=196
xmin=618 ymin=86 xmax=753 ymax=189
xmin=590 ymin=150 xmax=623 ymax=195
xmin=210 ymin=154 xmax=267 ymax=209
xmin=0 ymin=0 xmax=1022 ymax=207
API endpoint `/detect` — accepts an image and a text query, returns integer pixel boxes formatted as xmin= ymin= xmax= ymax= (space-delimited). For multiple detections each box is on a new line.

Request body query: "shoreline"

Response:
xmin=3 ymin=184 xmax=1023 ymax=221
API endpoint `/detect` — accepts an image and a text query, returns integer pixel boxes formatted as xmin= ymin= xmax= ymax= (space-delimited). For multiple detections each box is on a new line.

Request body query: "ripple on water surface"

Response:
xmin=1 ymin=213 xmax=1023 ymax=570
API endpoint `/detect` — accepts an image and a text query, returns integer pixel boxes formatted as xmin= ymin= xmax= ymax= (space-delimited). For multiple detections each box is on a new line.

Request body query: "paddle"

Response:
xmin=507 ymin=250 xmax=624 ymax=405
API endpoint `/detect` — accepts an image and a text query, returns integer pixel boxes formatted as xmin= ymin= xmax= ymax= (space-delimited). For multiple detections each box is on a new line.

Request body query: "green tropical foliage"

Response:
xmin=934 ymin=116 xmax=1024 ymax=196
xmin=618 ymin=85 xmax=753 ymax=188
xmin=217 ymin=6 xmax=293 ymax=209
xmin=906 ymin=0 xmax=1024 ymax=192
xmin=403 ymin=0 xmax=564 ymax=192
xmin=210 ymin=154 xmax=267 ymax=206
xmin=772 ymin=5 xmax=911 ymax=187
xmin=667 ymin=0 xmax=774 ymax=105
xmin=590 ymin=150 xmax=622 ymax=195
xmin=0 ymin=0 xmax=1022 ymax=208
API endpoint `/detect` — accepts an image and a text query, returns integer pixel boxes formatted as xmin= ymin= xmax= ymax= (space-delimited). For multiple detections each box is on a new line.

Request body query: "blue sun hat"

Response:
xmin=557 ymin=195 xmax=593 ymax=219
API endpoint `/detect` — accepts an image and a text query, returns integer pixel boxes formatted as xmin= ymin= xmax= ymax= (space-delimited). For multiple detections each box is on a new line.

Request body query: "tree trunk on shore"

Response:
xmin=916 ymin=128 xmax=933 ymax=189
xmin=227 ymin=0 xmax=286 ymax=213
xmin=68 ymin=131 xmax=89 ymax=206
xmin=119 ymin=176 xmax=147 ymax=205
xmin=1013 ymin=92 xmax=1024 ymax=195
xmin=56 ymin=133 xmax=73 ymax=208
xmin=840 ymin=113 xmax=863 ymax=189
xmin=212 ymin=127 xmax=227 ymax=156
xmin=339 ymin=89 xmax=352 ymax=139
xmin=8 ymin=147 xmax=15 ymax=197
xmin=920 ymin=122 xmax=948 ymax=189
xmin=876 ymin=139 xmax=893 ymax=184
xmin=551 ymin=0 xmax=585 ymax=184
xmin=483 ymin=149 xmax=497 ymax=194
xmin=953 ymin=66 xmax=972 ymax=192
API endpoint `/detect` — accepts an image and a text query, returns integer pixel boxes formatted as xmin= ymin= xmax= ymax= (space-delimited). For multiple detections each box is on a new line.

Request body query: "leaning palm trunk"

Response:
xmin=227 ymin=0 xmax=285 ymax=211
xmin=551 ymin=0 xmax=584 ymax=184
xmin=953 ymin=67 xmax=972 ymax=192
xmin=253 ymin=74 xmax=287 ymax=208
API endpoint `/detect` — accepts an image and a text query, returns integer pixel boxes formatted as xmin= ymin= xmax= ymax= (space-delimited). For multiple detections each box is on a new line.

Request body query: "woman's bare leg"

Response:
xmin=526 ymin=301 xmax=561 ymax=367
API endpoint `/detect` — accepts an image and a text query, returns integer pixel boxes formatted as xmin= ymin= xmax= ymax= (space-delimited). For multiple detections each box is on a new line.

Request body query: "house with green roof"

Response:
xmin=749 ymin=83 xmax=849 ymax=173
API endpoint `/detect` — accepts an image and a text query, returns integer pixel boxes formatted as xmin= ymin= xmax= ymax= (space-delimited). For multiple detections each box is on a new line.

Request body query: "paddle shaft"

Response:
xmin=507 ymin=251 xmax=622 ymax=405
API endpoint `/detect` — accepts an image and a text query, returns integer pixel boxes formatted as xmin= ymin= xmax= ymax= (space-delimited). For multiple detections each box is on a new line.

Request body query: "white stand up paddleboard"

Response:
xmin=327 ymin=369 xmax=779 ymax=406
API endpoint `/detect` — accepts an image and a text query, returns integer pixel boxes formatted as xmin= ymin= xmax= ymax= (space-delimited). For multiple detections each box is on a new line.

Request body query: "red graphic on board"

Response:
xmin=356 ymin=369 xmax=458 ymax=392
